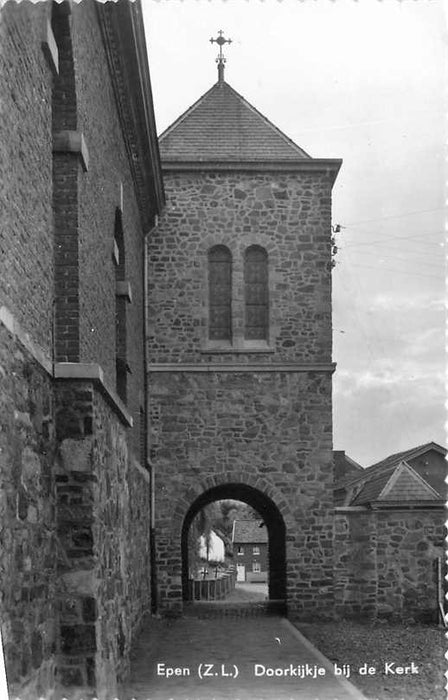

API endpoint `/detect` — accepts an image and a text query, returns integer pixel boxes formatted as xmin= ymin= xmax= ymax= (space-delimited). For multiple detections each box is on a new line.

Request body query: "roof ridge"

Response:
xmin=367 ymin=441 xmax=446 ymax=470
xmin=338 ymin=441 xmax=447 ymax=490
xmin=158 ymin=81 xmax=219 ymax=142
xmin=159 ymin=79 xmax=312 ymax=162
xmin=220 ymin=81 xmax=311 ymax=159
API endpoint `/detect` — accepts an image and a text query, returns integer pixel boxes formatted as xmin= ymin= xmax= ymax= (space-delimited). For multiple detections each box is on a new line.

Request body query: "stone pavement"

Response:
xmin=119 ymin=614 xmax=367 ymax=700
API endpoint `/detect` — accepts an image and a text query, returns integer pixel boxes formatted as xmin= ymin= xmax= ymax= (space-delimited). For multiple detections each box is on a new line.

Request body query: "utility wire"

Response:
xmin=346 ymin=263 xmax=442 ymax=280
xmin=339 ymin=251 xmax=445 ymax=271
xmin=341 ymin=240 xmax=444 ymax=256
xmin=341 ymin=206 xmax=447 ymax=227
xmin=341 ymin=231 xmax=444 ymax=248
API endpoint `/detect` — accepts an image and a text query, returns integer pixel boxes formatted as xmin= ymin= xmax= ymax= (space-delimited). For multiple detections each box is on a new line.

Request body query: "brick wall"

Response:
xmin=334 ymin=508 xmax=445 ymax=621
xmin=0 ymin=325 xmax=57 ymax=699
xmin=0 ymin=2 xmax=54 ymax=355
xmin=71 ymin=2 xmax=147 ymax=460
xmin=234 ymin=542 xmax=268 ymax=574
xmin=1 ymin=1 xmax=156 ymax=696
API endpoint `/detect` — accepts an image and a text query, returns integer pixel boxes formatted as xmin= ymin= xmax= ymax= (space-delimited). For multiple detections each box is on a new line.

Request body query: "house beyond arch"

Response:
xmin=181 ymin=483 xmax=287 ymax=604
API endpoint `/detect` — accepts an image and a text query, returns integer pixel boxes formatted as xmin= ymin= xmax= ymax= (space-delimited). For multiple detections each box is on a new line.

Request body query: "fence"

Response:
xmin=189 ymin=571 xmax=237 ymax=601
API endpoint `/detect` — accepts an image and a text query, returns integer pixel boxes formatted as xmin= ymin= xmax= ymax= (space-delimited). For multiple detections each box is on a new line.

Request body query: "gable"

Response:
xmin=351 ymin=462 xmax=441 ymax=506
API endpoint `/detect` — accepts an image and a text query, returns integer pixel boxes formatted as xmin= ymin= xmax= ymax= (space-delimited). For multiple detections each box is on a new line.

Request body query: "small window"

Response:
xmin=253 ymin=546 xmax=260 ymax=556
xmin=208 ymin=245 xmax=232 ymax=341
xmin=237 ymin=546 xmax=244 ymax=555
xmin=252 ymin=562 xmax=261 ymax=573
xmin=244 ymin=246 xmax=268 ymax=340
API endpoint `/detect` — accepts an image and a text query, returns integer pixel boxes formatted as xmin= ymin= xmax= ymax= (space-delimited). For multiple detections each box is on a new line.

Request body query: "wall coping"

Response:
xmin=334 ymin=507 xmax=369 ymax=513
xmin=53 ymin=130 xmax=89 ymax=171
xmin=116 ymin=280 xmax=133 ymax=303
xmin=54 ymin=362 xmax=133 ymax=427
xmin=161 ymin=158 xmax=342 ymax=185
xmin=0 ymin=305 xmax=52 ymax=374
xmin=335 ymin=504 xmax=445 ymax=513
xmin=148 ymin=362 xmax=336 ymax=373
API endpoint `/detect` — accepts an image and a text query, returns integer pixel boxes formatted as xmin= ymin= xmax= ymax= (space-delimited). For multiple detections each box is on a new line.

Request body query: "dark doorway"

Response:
xmin=181 ymin=483 xmax=286 ymax=603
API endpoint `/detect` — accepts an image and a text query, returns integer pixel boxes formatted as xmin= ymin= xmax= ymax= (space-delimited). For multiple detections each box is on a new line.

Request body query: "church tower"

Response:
xmin=148 ymin=36 xmax=341 ymax=619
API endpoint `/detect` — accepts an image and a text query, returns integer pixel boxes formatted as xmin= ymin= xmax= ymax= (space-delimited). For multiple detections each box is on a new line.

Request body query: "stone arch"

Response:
xmin=170 ymin=471 xmax=294 ymax=536
xmin=179 ymin=477 xmax=289 ymax=604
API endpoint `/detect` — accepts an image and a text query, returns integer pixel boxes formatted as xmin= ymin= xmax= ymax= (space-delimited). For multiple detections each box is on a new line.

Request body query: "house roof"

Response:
xmin=232 ymin=520 xmax=268 ymax=544
xmin=351 ymin=461 xmax=442 ymax=506
xmin=336 ymin=441 xmax=446 ymax=491
xmin=367 ymin=441 xmax=446 ymax=472
xmin=334 ymin=450 xmax=364 ymax=482
xmin=159 ymin=79 xmax=311 ymax=163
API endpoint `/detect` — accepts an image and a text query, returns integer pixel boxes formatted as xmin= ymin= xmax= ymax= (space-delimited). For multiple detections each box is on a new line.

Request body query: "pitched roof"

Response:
xmin=351 ymin=461 xmax=442 ymax=506
xmin=159 ymin=80 xmax=310 ymax=163
xmin=336 ymin=441 xmax=446 ymax=491
xmin=367 ymin=441 xmax=446 ymax=472
xmin=334 ymin=450 xmax=364 ymax=482
xmin=232 ymin=520 xmax=268 ymax=544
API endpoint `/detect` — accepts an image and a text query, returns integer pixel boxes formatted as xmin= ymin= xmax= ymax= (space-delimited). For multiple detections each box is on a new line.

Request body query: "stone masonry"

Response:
xmin=0 ymin=1 xmax=163 ymax=697
xmin=335 ymin=508 xmax=445 ymax=621
xmin=0 ymin=324 xmax=57 ymax=698
xmin=149 ymin=165 xmax=339 ymax=620
xmin=149 ymin=172 xmax=333 ymax=363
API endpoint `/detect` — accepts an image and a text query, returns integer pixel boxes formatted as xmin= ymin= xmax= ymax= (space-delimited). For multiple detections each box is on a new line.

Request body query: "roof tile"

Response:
xmin=232 ymin=520 xmax=268 ymax=543
xmin=159 ymin=80 xmax=310 ymax=162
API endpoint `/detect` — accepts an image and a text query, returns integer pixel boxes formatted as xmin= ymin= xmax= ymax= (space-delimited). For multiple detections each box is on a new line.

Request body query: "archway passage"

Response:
xmin=181 ymin=483 xmax=286 ymax=604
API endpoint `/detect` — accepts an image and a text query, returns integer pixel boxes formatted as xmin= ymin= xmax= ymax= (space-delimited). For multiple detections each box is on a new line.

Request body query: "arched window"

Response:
xmin=208 ymin=246 xmax=232 ymax=341
xmin=244 ymin=246 xmax=268 ymax=341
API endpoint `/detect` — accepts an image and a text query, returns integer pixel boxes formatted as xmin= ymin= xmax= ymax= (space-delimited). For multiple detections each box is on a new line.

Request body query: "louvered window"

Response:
xmin=208 ymin=246 xmax=232 ymax=341
xmin=244 ymin=246 xmax=268 ymax=340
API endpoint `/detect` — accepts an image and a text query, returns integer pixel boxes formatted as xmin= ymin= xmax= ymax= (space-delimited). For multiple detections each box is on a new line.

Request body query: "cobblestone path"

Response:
xmin=119 ymin=615 xmax=366 ymax=700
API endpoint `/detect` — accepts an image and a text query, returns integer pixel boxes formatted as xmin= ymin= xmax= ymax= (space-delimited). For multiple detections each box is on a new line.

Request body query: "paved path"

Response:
xmin=216 ymin=582 xmax=268 ymax=603
xmin=120 ymin=615 xmax=366 ymax=700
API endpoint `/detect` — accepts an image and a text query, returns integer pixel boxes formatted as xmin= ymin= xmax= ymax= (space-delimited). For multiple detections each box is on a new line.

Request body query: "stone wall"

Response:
xmin=334 ymin=508 xmax=445 ymax=621
xmin=149 ymin=165 xmax=336 ymax=619
xmin=1 ymin=0 xmax=158 ymax=696
xmin=150 ymin=369 xmax=334 ymax=619
xmin=55 ymin=381 xmax=151 ymax=698
xmin=92 ymin=391 xmax=151 ymax=691
xmin=148 ymin=171 xmax=332 ymax=363
xmin=0 ymin=324 xmax=57 ymax=699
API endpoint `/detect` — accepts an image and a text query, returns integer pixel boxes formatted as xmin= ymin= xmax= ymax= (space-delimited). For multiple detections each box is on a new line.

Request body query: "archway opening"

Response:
xmin=181 ymin=483 xmax=286 ymax=604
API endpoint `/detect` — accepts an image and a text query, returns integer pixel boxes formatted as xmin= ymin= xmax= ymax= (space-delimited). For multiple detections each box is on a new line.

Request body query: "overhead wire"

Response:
xmin=336 ymin=249 xmax=424 ymax=446
xmin=341 ymin=205 xmax=447 ymax=227
xmin=338 ymin=251 xmax=445 ymax=271
xmin=338 ymin=263 xmax=442 ymax=281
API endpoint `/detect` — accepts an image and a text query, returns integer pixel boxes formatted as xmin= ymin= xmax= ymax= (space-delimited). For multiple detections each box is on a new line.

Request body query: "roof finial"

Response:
xmin=210 ymin=30 xmax=232 ymax=83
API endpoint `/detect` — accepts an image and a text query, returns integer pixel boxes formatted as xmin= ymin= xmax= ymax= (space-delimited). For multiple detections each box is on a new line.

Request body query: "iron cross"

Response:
xmin=210 ymin=30 xmax=232 ymax=63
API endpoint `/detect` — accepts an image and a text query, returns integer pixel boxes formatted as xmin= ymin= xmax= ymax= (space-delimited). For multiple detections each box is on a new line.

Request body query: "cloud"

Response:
xmin=368 ymin=293 xmax=445 ymax=312
xmin=335 ymin=360 xmax=444 ymax=393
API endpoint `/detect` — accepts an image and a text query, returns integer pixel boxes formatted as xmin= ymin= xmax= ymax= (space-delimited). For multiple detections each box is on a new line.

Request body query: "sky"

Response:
xmin=142 ymin=0 xmax=446 ymax=467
